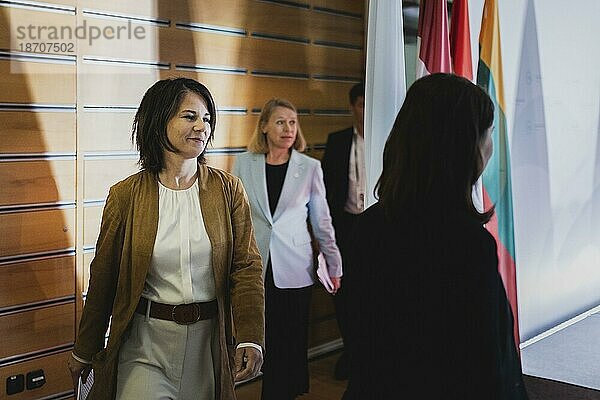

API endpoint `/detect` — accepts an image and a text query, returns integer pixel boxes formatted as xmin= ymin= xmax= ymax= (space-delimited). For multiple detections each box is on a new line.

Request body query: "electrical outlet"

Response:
xmin=6 ymin=374 xmax=24 ymax=395
xmin=26 ymin=370 xmax=46 ymax=390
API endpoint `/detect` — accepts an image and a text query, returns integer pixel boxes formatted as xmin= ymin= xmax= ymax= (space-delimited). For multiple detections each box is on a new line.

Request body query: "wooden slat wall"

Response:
xmin=0 ymin=6 xmax=76 ymax=55
xmin=0 ymin=112 xmax=76 ymax=155
xmin=0 ymin=160 xmax=75 ymax=206
xmin=83 ymin=207 xmax=102 ymax=249
xmin=0 ymin=256 xmax=75 ymax=309
xmin=77 ymin=0 xmax=363 ymax=47
xmin=0 ymin=302 xmax=74 ymax=361
xmin=0 ymin=351 xmax=72 ymax=400
xmin=83 ymin=158 xmax=140 ymax=201
xmin=80 ymin=64 xmax=353 ymax=114
xmin=0 ymin=60 xmax=75 ymax=105
xmin=1 ymin=3 xmax=79 ymax=398
xmin=0 ymin=1 xmax=364 ymax=395
xmin=0 ymin=208 xmax=75 ymax=257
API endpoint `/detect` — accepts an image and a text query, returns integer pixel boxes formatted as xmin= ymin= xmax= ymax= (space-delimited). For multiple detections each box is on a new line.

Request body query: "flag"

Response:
xmin=449 ymin=0 xmax=484 ymax=212
xmin=364 ymin=0 xmax=406 ymax=207
xmin=416 ymin=0 xmax=452 ymax=78
xmin=450 ymin=0 xmax=473 ymax=80
xmin=477 ymin=0 xmax=521 ymax=348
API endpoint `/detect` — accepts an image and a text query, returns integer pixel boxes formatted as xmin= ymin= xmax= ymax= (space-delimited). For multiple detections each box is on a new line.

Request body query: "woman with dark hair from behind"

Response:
xmin=343 ymin=73 xmax=528 ymax=399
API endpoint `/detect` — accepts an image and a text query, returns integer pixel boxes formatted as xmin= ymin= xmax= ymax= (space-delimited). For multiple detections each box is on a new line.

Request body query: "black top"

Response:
xmin=266 ymin=162 xmax=288 ymax=216
xmin=343 ymin=203 xmax=528 ymax=400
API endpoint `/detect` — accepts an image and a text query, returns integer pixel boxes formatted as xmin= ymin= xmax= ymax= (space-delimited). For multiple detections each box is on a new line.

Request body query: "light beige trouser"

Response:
xmin=116 ymin=310 xmax=220 ymax=400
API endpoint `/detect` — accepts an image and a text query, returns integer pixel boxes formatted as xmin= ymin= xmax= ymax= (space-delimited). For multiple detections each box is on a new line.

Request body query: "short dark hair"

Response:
xmin=349 ymin=81 xmax=365 ymax=105
xmin=375 ymin=73 xmax=494 ymax=223
xmin=132 ymin=77 xmax=217 ymax=173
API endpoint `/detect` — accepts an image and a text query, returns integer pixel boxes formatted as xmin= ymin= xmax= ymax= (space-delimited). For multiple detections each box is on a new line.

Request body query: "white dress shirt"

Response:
xmin=344 ymin=127 xmax=366 ymax=214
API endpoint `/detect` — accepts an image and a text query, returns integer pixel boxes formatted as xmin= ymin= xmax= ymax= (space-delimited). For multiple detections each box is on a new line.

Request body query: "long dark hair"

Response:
xmin=375 ymin=73 xmax=494 ymax=223
xmin=132 ymin=77 xmax=217 ymax=173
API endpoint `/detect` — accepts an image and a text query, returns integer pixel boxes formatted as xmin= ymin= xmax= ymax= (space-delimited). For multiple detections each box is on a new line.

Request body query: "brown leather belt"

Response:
xmin=135 ymin=297 xmax=217 ymax=325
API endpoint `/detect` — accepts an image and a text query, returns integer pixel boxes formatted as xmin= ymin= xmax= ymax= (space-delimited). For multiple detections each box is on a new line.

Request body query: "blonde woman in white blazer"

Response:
xmin=232 ymin=98 xmax=342 ymax=400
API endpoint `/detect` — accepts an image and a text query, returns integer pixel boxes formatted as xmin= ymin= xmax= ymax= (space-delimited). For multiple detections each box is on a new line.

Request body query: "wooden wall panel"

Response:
xmin=174 ymin=0 xmax=363 ymax=45
xmin=0 ymin=112 xmax=76 ymax=155
xmin=0 ymin=256 xmax=74 ymax=309
xmin=166 ymin=31 xmax=362 ymax=77
xmin=0 ymin=60 xmax=75 ymax=105
xmin=83 ymin=206 xmax=102 ymax=248
xmin=77 ymin=16 xmax=161 ymax=62
xmin=76 ymin=19 xmax=361 ymax=77
xmin=214 ymin=115 xmax=256 ymax=149
xmin=79 ymin=63 xmax=160 ymax=106
xmin=0 ymin=302 xmax=74 ymax=361
xmin=0 ymin=208 xmax=75 ymax=257
xmin=77 ymin=0 xmax=159 ymax=20
xmin=300 ymin=116 xmax=353 ymax=145
xmin=0 ymin=160 xmax=75 ymax=206
xmin=0 ymin=350 xmax=72 ymax=400
xmin=83 ymin=158 xmax=140 ymax=201
xmin=80 ymin=111 xmax=136 ymax=153
xmin=76 ymin=0 xmax=363 ymax=45
xmin=0 ymin=7 xmax=76 ymax=54
xmin=205 ymin=154 xmax=235 ymax=173
xmin=302 ymin=10 xmax=363 ymax=46
xmin=81 ymin=64 xmax=355 ymax=110
xmin=176 ymin=70 xmax=342 ymax=109
xmin=312 ymin=0 xmax=364 ymax=16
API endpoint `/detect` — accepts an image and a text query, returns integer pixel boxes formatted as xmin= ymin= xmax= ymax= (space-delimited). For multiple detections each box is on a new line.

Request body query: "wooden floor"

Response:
xmin=235 ymin=351 xmax=347 ymax=400
xmin=235 ymin=350 xmax=600 ymax=400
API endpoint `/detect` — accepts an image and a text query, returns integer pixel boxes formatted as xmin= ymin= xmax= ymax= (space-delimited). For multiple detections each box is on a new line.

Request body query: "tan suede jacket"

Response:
xmin=73 ymin=164 xmax=264 ymax=399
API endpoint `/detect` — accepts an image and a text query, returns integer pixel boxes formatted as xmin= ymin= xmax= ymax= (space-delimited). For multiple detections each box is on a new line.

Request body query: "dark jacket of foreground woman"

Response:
xmin=343 ymin=203 xmax=528 ymax=400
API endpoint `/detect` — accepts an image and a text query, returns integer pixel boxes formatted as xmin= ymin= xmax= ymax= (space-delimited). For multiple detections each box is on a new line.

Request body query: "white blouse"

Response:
xmin=142 ymin=179 xmax=216 ymax=304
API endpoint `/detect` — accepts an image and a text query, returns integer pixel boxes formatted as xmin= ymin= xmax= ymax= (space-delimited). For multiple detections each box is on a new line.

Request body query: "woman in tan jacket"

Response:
xmin=68 ymin=78 xmax=265 ymax=400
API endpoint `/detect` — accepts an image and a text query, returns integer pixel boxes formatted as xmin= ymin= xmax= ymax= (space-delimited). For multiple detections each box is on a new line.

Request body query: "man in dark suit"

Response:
xmin=321 ymin=82 xmax=365 ymax=380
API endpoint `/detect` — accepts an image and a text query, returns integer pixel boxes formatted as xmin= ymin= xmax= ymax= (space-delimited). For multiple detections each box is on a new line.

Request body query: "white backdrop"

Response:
xmin=465 ymin=0 xmax=600 ymax=341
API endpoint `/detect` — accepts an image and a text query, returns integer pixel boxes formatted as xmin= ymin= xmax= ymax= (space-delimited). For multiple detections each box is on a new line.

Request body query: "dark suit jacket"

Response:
xmin=343 ymin=204 xmax=528 ymax=400
xmin=321 ymin=127 xmax=353 ymax=228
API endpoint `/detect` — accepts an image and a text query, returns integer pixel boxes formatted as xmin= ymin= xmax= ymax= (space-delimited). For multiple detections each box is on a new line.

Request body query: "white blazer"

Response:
xmin=232 ymin=150 xmax=342 ymax=288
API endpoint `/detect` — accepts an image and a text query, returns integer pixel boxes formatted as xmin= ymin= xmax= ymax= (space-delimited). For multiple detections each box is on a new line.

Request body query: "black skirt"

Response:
xmin=261 ymin=260 xmax=313 ymax=400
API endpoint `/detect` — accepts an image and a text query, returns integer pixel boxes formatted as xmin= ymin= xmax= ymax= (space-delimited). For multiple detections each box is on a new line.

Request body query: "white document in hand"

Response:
xmin=77 ymin=369 xmax=94 ymax=400
xmin=316 ymin=253 xmax=335 ymax=293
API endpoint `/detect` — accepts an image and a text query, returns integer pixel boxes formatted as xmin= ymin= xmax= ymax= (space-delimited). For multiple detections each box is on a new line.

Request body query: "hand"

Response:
xmin=67 ymin=354 xmax=92 ymax=397
xmin=234 ymin=346 xmax=263 ymax=383
xmin=330 ymin=276 xmax=342 ymax=294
